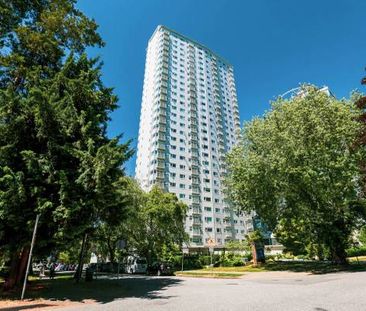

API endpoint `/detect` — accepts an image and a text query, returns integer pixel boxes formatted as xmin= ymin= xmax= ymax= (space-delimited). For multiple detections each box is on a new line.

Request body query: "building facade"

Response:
xmin=135 ymin=25 xmax=253 ymax=248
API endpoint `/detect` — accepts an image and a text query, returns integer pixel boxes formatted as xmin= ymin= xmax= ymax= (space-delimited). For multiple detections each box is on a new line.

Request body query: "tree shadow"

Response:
xmin=263 ymin=261 xmax=366 ymax=274
xmin=0 ymin=304 xmax=55 ymax=311
xmin=1 ymin=275 xmax=183 ymax=305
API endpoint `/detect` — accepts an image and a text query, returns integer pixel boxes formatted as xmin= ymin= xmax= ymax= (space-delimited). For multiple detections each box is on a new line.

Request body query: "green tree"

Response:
xmin=356 ymin=227 xmax=366 ymax=246
xmin=122 ymin=183 xmax=188 ymax=265
xmin=225 ymin=239 xmax=250 ymax=253
xmin=225 ymin=85 xmax=366 ymax=264
xmin=0 ymin=0 xmax=132 ymax=289
xmin=359 ymin=227 xmax=366 ymax=246
xmin=91 ymin=177 xmax=144 ymax=263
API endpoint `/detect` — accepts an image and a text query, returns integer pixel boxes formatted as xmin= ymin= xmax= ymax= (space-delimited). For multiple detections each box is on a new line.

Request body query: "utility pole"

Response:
xmin=21 ymin=214 xmax=40 ymax=300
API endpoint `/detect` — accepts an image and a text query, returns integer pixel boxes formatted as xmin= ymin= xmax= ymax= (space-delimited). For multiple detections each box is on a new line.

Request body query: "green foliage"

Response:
xmin=346 ymin=246 xmax=366 ymax=257
xmin=246 ymin=230 xmax=264 ymax=245
xmin=0 ymin=0 xmax=132 ymax=277
xmin=181 ymin=255 xmax=202 ymax=270
xmin=216 ymin=253 xmax=245 ymax=267
xmin=121 ymin=183 xmax=188 ymax=265
xmin=225 ymin=239 xmax=250 ymax=252
xmin=359 ymin=227 xmax=366 ymax=245
xmin=226 ymin=85 xmax=366 ymax=263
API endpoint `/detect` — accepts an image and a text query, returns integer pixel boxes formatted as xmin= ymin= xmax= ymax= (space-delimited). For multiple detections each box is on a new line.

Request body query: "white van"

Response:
xmin=125 ymin=256 xmax=147 ymax=274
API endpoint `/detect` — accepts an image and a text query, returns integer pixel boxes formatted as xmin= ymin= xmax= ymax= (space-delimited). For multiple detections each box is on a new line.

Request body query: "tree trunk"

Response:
xmin=251 ymin=242 xmax=258 ymax=267
xmin=107 ymin=238 xmax=115 ymax=264
xmin=331 ymin=247 xmax=348 ymax=265
xmin=4 ymin=246 xmax=30 ymax=291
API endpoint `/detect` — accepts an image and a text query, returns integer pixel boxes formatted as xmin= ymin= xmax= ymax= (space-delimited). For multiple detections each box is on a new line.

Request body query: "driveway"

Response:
xmin=58 ymin=271 xmax=366 ymax=311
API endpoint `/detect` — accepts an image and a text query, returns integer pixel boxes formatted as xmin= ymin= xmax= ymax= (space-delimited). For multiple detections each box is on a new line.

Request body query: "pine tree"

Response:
xmin=0 ymin=0 xmax=132 ymax=289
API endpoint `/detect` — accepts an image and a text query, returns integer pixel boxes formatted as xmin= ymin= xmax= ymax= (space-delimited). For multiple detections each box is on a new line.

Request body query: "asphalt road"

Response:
xmin=62 ymin=271 xmax=366 ymax=311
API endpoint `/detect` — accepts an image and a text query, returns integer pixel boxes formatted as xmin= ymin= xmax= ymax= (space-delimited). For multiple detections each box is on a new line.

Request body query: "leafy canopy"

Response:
xmin=225 ymin=86 xmax=366 ymax=261
xmin=121 ymin=182 xmax=188 ymax=264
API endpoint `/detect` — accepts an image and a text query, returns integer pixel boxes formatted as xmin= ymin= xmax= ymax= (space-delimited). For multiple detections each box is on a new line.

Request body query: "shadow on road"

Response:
xmin=0 ymin=275 xmax=183 ymax=306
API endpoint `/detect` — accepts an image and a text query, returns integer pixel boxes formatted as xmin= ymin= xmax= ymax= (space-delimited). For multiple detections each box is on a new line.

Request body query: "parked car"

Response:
xmin=147 ymin=262 xmax=173 ymax=276
xmin=125 ymin=256 xmax=147 ymax=274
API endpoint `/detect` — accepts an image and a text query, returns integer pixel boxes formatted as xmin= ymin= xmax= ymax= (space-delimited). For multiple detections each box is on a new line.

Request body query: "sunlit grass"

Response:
xmin=176 ymin=259 xmax=366 ymax=278
xmin=175 ymin=271 xmax=244 ymax=278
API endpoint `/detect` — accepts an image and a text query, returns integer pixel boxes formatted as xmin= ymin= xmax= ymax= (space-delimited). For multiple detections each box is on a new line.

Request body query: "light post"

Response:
xmin=21 ymin=214 xmax=40 ymax=300
xmin=182 ymin=245 xmax=189 ymax=271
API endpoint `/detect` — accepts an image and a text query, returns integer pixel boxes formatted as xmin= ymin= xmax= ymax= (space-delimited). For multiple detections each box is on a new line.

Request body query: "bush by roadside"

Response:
xmin=346 ymin=246 xmax=366 ymax=257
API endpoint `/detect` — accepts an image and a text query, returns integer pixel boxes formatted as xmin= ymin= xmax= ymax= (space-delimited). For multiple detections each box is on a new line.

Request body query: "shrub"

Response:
xmin=346 ymin=246 xmax=366 ymax=257
xmin=216 ymin=253 xmax=246 ymax=267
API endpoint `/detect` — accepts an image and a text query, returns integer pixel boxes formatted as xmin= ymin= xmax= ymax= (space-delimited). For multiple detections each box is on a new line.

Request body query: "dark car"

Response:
xmin=147 ymin=262 xmax=173 ymax=276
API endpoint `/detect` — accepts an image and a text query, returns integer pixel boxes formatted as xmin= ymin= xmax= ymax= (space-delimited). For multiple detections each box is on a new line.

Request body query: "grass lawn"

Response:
xmin=175 ymin=264 xmax=269 ymax=278
xmin=174 ymin=271 xmax=244 ymax=278
xmin=175 ymin=260 xmax=366 ymax=278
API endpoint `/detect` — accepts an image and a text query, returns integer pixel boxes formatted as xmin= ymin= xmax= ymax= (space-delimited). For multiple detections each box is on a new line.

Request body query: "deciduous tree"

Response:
xmin=225 ymin=85 xmax=366 ymax=263
xmin=121 ymin=182 xmax=188 ymax=265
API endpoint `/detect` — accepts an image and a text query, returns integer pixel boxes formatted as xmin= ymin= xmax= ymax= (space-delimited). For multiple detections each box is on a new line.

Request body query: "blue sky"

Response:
xmin=78 ymin=0 xmax=366 ymax=176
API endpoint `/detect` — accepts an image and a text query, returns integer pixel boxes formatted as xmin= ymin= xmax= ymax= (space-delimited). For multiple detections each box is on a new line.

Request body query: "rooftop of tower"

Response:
xmin=149 ymin=25 xmax=232 ymax=67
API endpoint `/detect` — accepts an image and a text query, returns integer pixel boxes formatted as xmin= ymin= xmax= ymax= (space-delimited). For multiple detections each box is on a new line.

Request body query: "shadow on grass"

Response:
xmin=0 ymin=275 xmax=183 ymax=305
xmin=0 ymin=303 xmax=56 ymax=311
xmin=263 ymin=261 xmax=366 ymax=274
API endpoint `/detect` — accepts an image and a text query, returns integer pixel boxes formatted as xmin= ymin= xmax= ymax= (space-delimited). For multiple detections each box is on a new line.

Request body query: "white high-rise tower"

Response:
xmin=136 ymin=25 xmax=253 ymax=248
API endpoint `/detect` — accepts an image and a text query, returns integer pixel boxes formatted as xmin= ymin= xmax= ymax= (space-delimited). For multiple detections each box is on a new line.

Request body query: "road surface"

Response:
xmin=61 ymin=271 xmax=366 ymax=311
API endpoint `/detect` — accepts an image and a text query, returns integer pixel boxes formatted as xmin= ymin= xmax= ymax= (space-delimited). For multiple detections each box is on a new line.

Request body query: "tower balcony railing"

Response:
xmin=192 ymin=197 xmax=201 ymax=204
xmin=158 ymin=124 xmax=166 ymax=132
xmin=156 ymin=164 xmax=165 ymax=171
xmin=157 ymin=143 xmax=165 ymax=151
xmin=192 ymin=218 xmax=202 ymax=225
xmin=161 ymin=73 xmax=168 ymax=82
xmin=159 ymin=102 xmax=167 ymax=110
xmin=157 ymin=152 xmax=165 ymax=160
xmin=190 ymin=103 xmax=198 ymax=109
xmin=191 ymin=152 xmax=199 ymax=159
xmin=159 ymin=116 xmax=167 ymax=124
xmin=192 ymin=207 xmax=202 ymax=215
xmin=156 ymin=172 xmax=165 ymax=179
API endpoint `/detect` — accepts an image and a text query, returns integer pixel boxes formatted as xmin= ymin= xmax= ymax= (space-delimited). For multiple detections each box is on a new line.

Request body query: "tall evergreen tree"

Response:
xmin=0 ymin=0 xmax=132 ymax=289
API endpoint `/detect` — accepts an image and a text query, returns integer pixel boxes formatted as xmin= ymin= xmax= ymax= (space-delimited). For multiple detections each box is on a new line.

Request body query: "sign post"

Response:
xmin=207 ymin=238 xmax=216 ymax=267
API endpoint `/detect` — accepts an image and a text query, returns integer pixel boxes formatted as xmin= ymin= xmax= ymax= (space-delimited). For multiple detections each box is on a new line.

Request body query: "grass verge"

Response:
xmin=175 ymin=271 xmax=244 ymax=278
xmin=175 ymin=260 xmax=366 ymax=278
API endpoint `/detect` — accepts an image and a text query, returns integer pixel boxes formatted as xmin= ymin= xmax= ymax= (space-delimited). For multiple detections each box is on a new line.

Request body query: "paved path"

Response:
xmin=62 ymin=271 xmax=366 ymax=311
